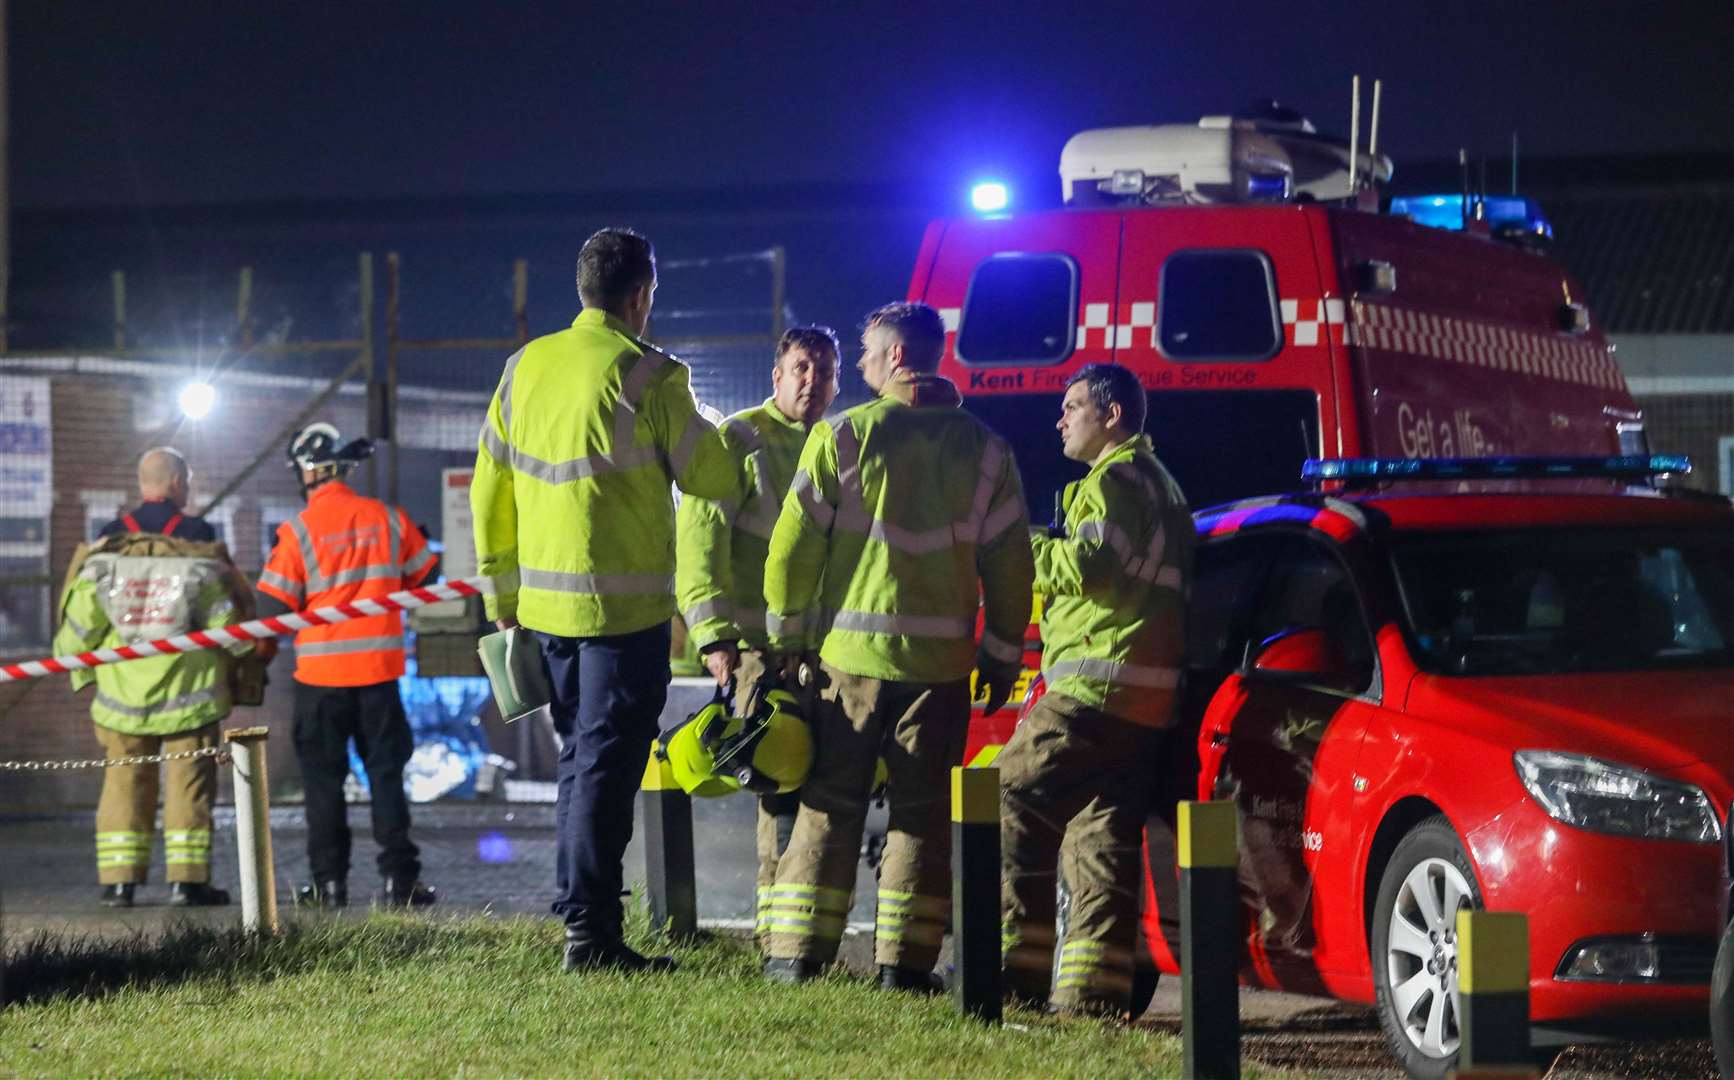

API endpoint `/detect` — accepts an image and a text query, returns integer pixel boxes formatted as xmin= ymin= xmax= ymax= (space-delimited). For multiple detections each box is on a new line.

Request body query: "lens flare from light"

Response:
xmin=971 ymin=181 xmax=1009 ymax=213
xmin=179 ymin=381 xmax=216 ymax=419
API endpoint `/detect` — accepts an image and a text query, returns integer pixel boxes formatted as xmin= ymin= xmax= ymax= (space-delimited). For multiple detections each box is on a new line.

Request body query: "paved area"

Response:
xmin=2 ymin=802 xmax=1719 ymax=1078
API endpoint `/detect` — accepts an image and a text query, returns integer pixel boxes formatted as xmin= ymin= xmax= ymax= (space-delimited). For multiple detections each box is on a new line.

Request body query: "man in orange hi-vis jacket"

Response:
xmin=257 ymin=422 xmax=438 ymax=911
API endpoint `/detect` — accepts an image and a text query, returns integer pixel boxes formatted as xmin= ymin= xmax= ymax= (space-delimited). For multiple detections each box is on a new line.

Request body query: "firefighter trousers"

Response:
xmin=94 ymin=722 xmax=220 ymax=885
xmin=999 ymin=691 xmax=1171 ymax=1011
xmin=733 ymin=647 xmax=800 ymax=946
xmin=765 ymin=663 xmax=968 ymax=972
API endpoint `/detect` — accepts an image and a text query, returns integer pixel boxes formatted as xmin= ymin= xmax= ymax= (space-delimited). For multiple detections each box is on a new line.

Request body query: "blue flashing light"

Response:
xmin=1302 ymin=455 xmax=1693 ymax=485
xmin=1390 ymin=194 xmax=1553 ymax=240
xmin=477 ymin=831 xmax=515 ymax=864
xmin=971 ymin=181 xmax=1009 ymax=213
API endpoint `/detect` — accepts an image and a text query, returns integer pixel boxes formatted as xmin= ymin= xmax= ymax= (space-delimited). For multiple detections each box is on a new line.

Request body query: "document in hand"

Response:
xmin=477 ymin=627 xmax=553 ymax=722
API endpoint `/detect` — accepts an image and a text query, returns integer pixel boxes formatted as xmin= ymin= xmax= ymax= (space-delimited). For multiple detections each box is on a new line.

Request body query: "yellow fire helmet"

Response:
xmin=658 ymin=680 xmax=812 ymax=797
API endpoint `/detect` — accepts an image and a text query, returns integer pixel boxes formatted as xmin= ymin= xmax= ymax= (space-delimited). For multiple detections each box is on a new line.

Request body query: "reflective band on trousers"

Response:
xmin=520 ymin=568 xmax=674 ymax=595
xmin=980 ymin=630 xmax=1023 ymax=664
xmin=95 ymin=686 xmax=222 ymax=719
xmin=829 ymin=610 xmax=972 ymax=640
xmin=1043 ymin=658 xmax=1180 ymax=689
xmin=296 ymin=635 xmax=406 ymax=657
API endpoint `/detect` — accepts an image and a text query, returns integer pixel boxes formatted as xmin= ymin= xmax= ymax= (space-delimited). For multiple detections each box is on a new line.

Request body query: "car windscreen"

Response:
xmin=1389 ymin=526 xmax=1734 ymax=675
xmin=961 ymin=388 xmax=1319 ymax=523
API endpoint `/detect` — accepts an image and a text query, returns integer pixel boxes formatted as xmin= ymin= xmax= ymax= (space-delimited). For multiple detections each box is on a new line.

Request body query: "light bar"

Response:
xmin=1302 ymin=455 xmax=1694 ymax=484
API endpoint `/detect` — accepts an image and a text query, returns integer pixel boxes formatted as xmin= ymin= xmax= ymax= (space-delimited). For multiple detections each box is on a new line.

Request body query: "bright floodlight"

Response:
xmin=179 ymin=381 xmax=216 ymax=419
xmin=971 ymin=181 xmax=1009 ymax=213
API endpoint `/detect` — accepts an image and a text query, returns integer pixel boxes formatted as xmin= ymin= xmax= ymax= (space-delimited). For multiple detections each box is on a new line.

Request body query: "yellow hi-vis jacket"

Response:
xmin=675 ymin=398 xmax=812 ymax=652
xmin=53 ymin=533 xmax=251 ymax=736
xmin=471 ymin=308 xmax=737 ymax=637
xmin=765 ymin=371 xmax=1034 ymax=684
xmin=1033 ymin=435 xmax=1193 ymax=726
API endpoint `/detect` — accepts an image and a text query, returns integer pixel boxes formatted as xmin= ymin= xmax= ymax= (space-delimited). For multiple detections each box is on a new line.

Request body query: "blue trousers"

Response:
xmin=539 ymin=622 xmax=670 ymax=937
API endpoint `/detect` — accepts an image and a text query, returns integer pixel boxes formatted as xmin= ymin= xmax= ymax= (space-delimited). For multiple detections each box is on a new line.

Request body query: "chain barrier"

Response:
xmin=0 ymin=744 xmax=232 ymax=772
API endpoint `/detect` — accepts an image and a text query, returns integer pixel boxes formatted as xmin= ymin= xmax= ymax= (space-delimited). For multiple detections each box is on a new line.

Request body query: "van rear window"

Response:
xmin=957 ymin=254 xmax=1077 ymax=366
xmin=1158 ymin=250 xmax=1281 ymax=361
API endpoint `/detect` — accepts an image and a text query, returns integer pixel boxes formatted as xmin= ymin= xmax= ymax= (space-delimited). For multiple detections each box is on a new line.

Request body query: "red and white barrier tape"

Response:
xmin=1 ymin=577 xmax=489 ymax=684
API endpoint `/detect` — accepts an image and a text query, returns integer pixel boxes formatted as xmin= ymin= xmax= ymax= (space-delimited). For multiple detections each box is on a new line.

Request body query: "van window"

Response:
xmin=957 ymin=254 xmax=1077 ymax=366
xmin=1157 ymin=250 xmax=1281 ymax=361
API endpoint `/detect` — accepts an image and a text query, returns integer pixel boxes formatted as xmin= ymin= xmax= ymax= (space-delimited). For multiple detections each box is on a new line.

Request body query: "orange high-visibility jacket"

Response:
xmin=258 ymin=481 xmax=436 ymax=687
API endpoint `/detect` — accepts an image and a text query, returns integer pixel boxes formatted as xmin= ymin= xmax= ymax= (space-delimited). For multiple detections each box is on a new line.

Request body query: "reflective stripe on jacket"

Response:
xmin=675 ymin=399 xmax=812 ymax=651
xmin=1033 ymin=435 xmax=1193 ymax=726
xmin=257 ymin=481 xmax=435 ymax=687
xmin=765 ymin=371 xmax=1033 ymax=683
xmin=470 ymin=307 xmax=737 ymax=638
xmin=54 ymin=532 xmax=248 ymax=736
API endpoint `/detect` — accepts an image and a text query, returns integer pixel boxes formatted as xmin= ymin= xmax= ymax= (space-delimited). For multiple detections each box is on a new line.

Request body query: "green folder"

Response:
xmin=477 ymin=628 xmax=553 ymax=722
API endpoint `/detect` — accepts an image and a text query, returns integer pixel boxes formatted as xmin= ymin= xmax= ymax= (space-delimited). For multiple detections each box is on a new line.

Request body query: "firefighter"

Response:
xmin=55 ymin=447 xmax=258 ymax=907
xmin=257 ymin=423 xmax=438 ymax=909
xmin=471 ymin=227 xmax=737 ymax=974
xmin=998 ymin=363 xmax=1193 ymax=1016
xmin=760 ymin=301 xmax=1034 ymax=990
xmin=675 ymin=324 xmax=839 ymax=947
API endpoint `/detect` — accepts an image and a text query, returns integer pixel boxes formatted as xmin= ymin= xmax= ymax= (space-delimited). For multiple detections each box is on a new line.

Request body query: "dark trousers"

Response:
xmin=292 ymin=679 xmax=420 ymax=884
xmin=541 ymin=622 xmax=671 ymax=938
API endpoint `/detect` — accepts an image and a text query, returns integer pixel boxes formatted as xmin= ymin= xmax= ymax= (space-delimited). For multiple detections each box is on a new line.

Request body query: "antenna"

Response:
xmin=1458 ymin=148 xmax=1470 ymax=229
xmin=1368 ymin=78 xmax=1383 ymax=166
xmin=1347 ymin=75 xmax=1361 ymax=193
xmin=1510 ymin=131 xmax=1519 ymax=195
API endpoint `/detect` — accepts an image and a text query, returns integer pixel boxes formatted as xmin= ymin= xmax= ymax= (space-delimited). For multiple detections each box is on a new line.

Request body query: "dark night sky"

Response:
xmin=15 ymin=1 xmax=1734 ymax=210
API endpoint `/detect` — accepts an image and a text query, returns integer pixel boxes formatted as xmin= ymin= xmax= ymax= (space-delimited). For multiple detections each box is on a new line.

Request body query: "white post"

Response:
xmin=224 ymin=727 xmax=278 ymax=933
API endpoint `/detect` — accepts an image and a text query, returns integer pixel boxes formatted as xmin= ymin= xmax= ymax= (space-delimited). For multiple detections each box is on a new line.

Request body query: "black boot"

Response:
xmin=100 ymin=883 xmax=135 ymax=909
xmin=562 ymin=928 xmax=677 ymax=974
xmin=295 ymin=879 xmax=348 ymax=909
xmin=381 ymin=878 xmax=437 ymax=908
xmin=762 ymin=956 xmax=826 ymax=984
xmin=168 ymin=882 xmax=232 ymax=907
xmin=878 ymin=964 xmax=945 ymax=995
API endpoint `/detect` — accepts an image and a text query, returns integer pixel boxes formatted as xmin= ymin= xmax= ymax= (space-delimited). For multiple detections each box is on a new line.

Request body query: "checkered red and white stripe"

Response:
xmin=1 ymin=577 xmax=490 ymax=684
xmin=940 ymin=296 xmax=1621 ymax=391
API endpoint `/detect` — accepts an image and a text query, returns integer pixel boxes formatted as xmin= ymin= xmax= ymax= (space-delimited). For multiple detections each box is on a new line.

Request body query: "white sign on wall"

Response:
xmin=0 ymin=376 xmax=53 ymax=521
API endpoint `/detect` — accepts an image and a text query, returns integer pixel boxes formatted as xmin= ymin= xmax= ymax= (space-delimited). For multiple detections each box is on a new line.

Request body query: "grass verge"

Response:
xmin=0 ymin=913 xmax=1293 ymax=1078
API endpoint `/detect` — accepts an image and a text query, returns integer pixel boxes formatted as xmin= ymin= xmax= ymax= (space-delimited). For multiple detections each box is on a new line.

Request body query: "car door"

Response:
xmin=1197 ymin=528 xmax=1382 ymax=991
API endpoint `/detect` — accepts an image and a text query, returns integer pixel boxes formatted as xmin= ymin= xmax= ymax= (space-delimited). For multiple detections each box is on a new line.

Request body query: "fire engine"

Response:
xmin=913 ymin=102 xmax=1649 ymax=763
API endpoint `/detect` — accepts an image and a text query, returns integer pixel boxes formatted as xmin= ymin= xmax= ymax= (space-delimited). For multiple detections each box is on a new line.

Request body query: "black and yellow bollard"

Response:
xmin=1179 ymin=800 xmax=1239 ymax=1080
xmin=951 ymin=765 xmax=1001 ymax=1023
xmin=640 ymin=753 xmax=698 ymax=940
xmin=1456 ymin=911 xmax=1532 ymax=1074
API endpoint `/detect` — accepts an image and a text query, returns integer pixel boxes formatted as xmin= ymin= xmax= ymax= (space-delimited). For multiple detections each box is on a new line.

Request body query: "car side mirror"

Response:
xmin=1245 ymin=627 xmax=1359 ymax=692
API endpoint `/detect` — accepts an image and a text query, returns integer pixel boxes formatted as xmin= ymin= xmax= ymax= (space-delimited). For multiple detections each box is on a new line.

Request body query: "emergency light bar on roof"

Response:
xmin=1302 ymin=455 xmax=1693 ymax=486
xmin=1389 ymin=194 xmax=1554 ymax=243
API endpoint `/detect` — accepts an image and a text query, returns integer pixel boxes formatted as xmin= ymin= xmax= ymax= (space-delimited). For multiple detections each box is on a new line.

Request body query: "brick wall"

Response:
xmin=2 ymin=364 xmax=485 ymax=810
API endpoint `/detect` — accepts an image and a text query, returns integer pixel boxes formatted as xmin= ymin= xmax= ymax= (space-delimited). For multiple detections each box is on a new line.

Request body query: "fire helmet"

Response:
xmin=287 ymin=423 xmax=374 ymax=473
xmin=659 ymin=684 xmax=812 ymax=797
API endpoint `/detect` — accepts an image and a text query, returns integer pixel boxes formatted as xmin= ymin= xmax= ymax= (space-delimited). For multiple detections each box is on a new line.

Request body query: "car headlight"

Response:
xmin=1514 ymin=751 xmax=1722 ymax=843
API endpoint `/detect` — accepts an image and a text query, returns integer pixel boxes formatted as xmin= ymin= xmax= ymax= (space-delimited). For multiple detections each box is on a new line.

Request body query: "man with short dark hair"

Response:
xmin=760 ymin=301 xmax=1033 ymax=990
xmin=676 ymin=325 xmax=840 ymax=946
xmin=998 ymin=362 xmax=1193 ymax=1017
xmin=472 ymin=226 xmax=737 ymax=973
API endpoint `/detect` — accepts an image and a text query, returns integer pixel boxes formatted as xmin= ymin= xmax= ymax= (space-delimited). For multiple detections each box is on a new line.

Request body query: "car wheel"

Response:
xmin=1370 ymin=815 xmax=1483 ymax=1079
xmin=1713 ymin=916 xmax=1733 ymax=1079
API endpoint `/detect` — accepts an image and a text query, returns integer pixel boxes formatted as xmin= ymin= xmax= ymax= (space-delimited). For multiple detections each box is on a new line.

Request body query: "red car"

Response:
xmin=1098 ymin=458 xmax=1734 ymax=1077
